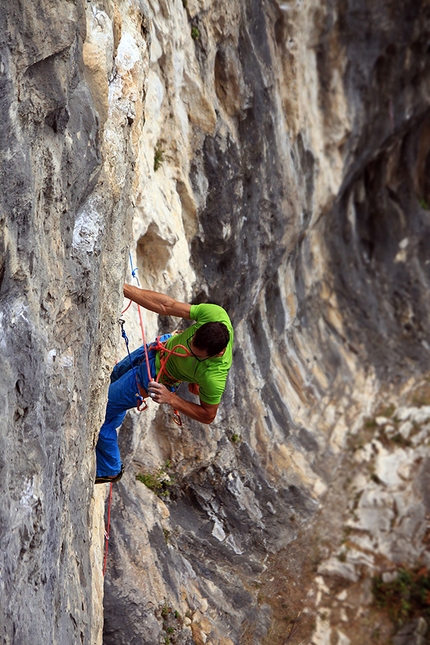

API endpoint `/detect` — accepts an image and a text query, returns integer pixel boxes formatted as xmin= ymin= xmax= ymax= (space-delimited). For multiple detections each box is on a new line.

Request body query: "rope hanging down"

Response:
xmin=102 ymin=482 xmax=113 ymax=576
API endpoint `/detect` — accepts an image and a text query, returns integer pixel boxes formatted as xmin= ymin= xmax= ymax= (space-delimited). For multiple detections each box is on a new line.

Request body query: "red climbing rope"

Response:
xmin=121 ymin=299 xmax=132 ymax=315
xmin=103 ymin=482 xmax=113 ymax=576
xmin=102 ymin=255 xmax=189 ymax=576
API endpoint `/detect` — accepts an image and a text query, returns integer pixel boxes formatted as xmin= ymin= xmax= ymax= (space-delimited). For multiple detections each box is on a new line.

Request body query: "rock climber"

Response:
xmin=94 ymin=285 xmax=234 ymax=484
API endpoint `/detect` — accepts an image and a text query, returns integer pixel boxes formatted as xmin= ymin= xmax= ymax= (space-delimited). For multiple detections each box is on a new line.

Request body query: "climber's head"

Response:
xmin=188 ymin=322 xmax=230 ymax=361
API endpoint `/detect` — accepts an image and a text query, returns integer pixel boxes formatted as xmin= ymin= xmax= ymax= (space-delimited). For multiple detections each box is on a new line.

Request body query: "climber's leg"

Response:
xmin=110 ymin=345 xmax=146 ymax=383
xmin=95 ymin=368 xmax=144 ymax=479
xmin=95 ymin=412 xmax=126 ymax=479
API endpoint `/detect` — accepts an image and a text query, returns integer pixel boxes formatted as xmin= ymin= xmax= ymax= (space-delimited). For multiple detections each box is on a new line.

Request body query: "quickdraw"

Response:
xmin=118 ymin=318 xmax=148 ymax=411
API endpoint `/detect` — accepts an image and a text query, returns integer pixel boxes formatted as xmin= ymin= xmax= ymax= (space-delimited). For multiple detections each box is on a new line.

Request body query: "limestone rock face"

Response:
xmin=0 ymin=0 xmax=146 ymax=642
xmin=1 ymin=0 xmax=430 ymax=644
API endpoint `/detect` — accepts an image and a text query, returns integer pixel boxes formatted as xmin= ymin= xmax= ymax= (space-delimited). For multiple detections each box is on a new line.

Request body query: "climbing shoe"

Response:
xmin=95 ymin=465 xmax=124 ymax=485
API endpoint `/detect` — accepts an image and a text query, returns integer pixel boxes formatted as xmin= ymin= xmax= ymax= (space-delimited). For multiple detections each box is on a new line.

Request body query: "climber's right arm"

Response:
xmin=123 ymin=285 xmax=191 ymax=319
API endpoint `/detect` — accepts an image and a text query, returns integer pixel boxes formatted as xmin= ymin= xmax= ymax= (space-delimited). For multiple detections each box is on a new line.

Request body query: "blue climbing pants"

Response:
xmin=95 ymin=336 xmax=173 ymax=478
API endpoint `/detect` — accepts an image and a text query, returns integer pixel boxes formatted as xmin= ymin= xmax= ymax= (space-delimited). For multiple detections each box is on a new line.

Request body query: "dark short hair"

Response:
xmin=193 ymin=322 xmax=230 ymax=356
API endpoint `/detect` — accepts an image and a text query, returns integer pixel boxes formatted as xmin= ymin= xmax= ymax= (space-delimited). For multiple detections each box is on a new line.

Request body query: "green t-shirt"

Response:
xmin=155 ymin=303 xmax=233 ymax=405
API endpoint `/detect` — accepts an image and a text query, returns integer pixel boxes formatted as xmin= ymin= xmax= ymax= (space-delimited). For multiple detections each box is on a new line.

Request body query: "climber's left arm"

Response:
xmin=123 ymin=285 xmax=191 ymax=319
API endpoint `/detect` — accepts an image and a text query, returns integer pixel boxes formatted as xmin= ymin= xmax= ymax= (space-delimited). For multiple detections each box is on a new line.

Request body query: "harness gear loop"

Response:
xmin=172 ymin=410 xmax=182 ymax=426
xmin=136 ymin=395 xmax=148 ymax=411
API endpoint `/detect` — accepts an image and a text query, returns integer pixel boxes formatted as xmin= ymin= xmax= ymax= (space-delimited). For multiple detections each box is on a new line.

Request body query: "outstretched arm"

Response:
xmin=124 ymin=285 xmax=191 ymax=319
xmin=147 ymin=381 xmax=219 ymax=424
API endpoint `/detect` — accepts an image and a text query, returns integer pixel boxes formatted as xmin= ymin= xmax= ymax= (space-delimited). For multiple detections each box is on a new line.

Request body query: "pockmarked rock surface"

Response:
xmin=1 ymin=0 xmax=430 ymax=644
xmin=0 ymin=0 xmax=147 ymax=643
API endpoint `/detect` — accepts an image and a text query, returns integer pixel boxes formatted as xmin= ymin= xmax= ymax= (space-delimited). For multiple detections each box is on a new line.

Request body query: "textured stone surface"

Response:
xmin=0 ymin=0 xmax=147 ymax=642
xmin=1 ymin=0 xmax=430 ymax=644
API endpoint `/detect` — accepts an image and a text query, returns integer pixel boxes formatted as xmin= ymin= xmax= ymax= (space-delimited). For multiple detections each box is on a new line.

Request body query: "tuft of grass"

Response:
xmin=419 ymin=198 xmax=429 ymax=210
xmin=390 ymin=433 xmax=411 ymax=448
xmin=377 ymin=404 xmax=395 ymax=418
xmin=136 ymin=472 xmax=159 ymax=490
xmin=412 ymin=383 xmax=430 ymax=407
xmin=372 ymin=566 xmax=430 ymax=627
xmin=230 ymin=433 xmax=240 ymax=443
xmin=154 ymin=142 xmax=165 ymax=171
xmin=364 ymin=418 xmax=378 ymax=430
xmin=161 ymin=605 xmax=170 ymax=618
xmin=191 ymin=26 xmax=200 ymax=40
xmin=159 ymin=604 xmax=183 ymax=643
xmin=136 ymin=462 xmax=175 ymax=497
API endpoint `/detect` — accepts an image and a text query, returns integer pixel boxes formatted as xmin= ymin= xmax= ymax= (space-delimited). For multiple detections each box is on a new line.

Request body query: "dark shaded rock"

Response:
xmin=393 ymin=618 xmax=429 ymax=645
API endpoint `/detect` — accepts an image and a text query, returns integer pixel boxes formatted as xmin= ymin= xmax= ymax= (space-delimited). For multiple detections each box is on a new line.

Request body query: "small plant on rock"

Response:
xmin=372 ymin=566 xmax=430 ymax=627
xmin=412 ymin=382 xmax=430 ymax=406
xmin=377 ymin=403 xmax=396 ymax=418
xmin=390 ymin=433 xmax=411 ymax=448
xmin=154 ymin=142 xmax=165 ymax=171
xmin=364 ymin=417 xmax=378 ymax=429
xmin=136 ymin=461 xmax=175 ymax=498
xmin=161 ymin=605 xmax=170 ymax=619
xmin=191 ymin=26 xmax=200 ymax=40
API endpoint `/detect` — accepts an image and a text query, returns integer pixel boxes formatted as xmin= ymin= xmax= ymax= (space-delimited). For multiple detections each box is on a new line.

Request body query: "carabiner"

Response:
xmin=136 ymin=394 xmax=148 ymax=412
xmin=172 ymin=409 xmax=182 ymax=426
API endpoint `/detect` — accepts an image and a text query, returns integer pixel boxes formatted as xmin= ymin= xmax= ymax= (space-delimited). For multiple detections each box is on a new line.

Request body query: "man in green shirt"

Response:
xmin=95 ymin=286 xmax=234 ymax=483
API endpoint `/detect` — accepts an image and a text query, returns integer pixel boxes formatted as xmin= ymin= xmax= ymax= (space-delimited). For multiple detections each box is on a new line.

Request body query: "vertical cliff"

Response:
xmin=1 ymin=0 xmax=430 ymax=644
xmin=0 ymin=0 xmax=146 ymax=642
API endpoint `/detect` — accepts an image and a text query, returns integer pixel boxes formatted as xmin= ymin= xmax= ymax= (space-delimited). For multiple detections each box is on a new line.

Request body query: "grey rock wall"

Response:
xmin=0 ymin=0 xmax=146 ymax=643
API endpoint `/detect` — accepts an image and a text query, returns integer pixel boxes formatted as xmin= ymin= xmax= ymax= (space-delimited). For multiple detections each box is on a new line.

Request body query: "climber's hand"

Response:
xmin=148 ymin=381 xmax=172 ymax=405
